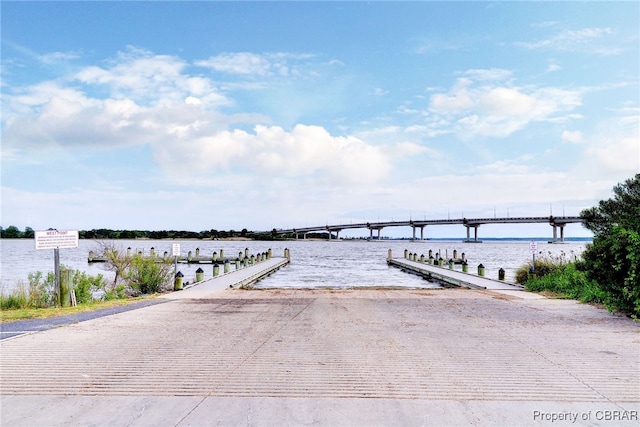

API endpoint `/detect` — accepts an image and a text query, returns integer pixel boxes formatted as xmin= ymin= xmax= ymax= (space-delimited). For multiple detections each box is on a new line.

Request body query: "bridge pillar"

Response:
xmin=412 ymin=227 xmax=416 ymax=242
xmin=465 ymin=225 xmax=480 ymax=243
xmin=551 ymin=224 xmax=566 ymax=243
xmin=420 ymin=226 xmax=424 ymax=241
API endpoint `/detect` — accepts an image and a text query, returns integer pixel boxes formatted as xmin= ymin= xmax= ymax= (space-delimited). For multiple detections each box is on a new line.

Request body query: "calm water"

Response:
xmin=0 ymin=239 xmax=588 ymax=292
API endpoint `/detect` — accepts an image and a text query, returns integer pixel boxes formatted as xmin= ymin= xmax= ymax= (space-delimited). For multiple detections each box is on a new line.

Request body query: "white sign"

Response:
xmin=172 ymin=243 xmax=181 ymax=256
xmin=529 ymin=241 xmax=538 ymax=253
xmin=35 ymin=229 xmax=79 ymax=250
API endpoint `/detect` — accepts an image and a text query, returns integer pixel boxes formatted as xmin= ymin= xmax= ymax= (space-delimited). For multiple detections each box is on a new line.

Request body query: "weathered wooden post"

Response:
xmin=462 ymin=261 xmax=468 ymax=273
xmin=235 ymin=258 xmax=240 ymax=270
xmin=195 ymin=248 xmax=200 ymax=259
xmin=428 ymin=255 xmax=434 ymax=265
xmin=127 ymin=247 xmax=132 ymax=257
xmin=220 ymin=249 xmax=225 ymax=260
xmin=448 ymin=258 xmax=454 ymax=269
xmin=420 ymin=254 xmax=425 ymax=263
xmin=478 ymin=264 xmax=485 ymax=277
xmin=150 ymin=247 xmax=155 ymax=258
xmin=250 ymin=255 xmax=255 ymax=265
xmin=213 ymin=263 xmax=220 ymax=277
xmin=196 ymin=267 xmax=204 ymax=282
xmin=404 ymin=249 xmax=408 ymax=259
xmin=174 ymin=271 xmax=184 ymax=290
xmin=285 ymin=248 xmax=290 ymax=260
xmin=387 ymin=249 xmax=393 ymax=261
xmin=213 ymin=251 xmax=218 ymax=262
xmin=268 ymin=248 xmax=272 ymax=259
xmin=245 ymin=248 xmax=250 ymax=258
xmin=187 ymin=250 xmax=193 ymax=262
xmin=453 ymin=249 xmax=457 ymax=260
xmin=224 ymin=259 xmax=230 ymax=273
xmin=498 ymin=268 xmax=505 ymax=281
xmin=238 ymin=251 xmax=244 ymax=262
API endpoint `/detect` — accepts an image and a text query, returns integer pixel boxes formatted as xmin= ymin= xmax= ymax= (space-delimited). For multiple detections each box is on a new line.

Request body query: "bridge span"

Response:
xmin=277 ymin=216 xmax=584 ymax=243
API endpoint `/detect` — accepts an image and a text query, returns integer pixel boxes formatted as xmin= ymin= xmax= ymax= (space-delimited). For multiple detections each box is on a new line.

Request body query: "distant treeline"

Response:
xmin=0 ymin=226 xmax=295 ymax=241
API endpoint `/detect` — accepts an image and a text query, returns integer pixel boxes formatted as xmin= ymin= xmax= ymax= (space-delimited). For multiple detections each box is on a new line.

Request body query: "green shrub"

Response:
xmin=581 ymin=226 xmax=640 ymax=318
xmin=103 ymin=285 xmax=127 ymax=301
xmin=26 ymin=271 xmax=56 ymax=308
xmin=122 ymin=254 xmax=173 ymax=295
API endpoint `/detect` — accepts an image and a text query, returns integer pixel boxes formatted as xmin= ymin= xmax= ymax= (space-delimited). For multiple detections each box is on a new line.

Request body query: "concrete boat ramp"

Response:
xmin=1 ymin=254 xmax=638 ymax=426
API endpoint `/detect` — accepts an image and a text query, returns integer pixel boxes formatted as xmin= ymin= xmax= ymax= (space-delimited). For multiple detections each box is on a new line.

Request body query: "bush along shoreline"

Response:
xmin=1 ymin=242 xmax=173 ymax=314
xmin=517 ymin=174 xmax=639 ymax=320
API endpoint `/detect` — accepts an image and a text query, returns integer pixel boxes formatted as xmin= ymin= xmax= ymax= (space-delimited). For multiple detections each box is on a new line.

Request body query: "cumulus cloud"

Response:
xmin=154 ymin=124 xmax=392 ymax=185
xmin=428 ymin=71 xmax=582 ymax=139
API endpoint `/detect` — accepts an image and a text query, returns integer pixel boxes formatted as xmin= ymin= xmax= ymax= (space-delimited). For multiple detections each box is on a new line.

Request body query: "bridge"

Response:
xmin=276 ymin=216 xmax=584 ymax=243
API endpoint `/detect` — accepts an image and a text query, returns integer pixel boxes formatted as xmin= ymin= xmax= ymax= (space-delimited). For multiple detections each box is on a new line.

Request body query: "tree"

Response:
xmin=580 ymin=174 xmax=640 ymax=318
xmin=2 ymin=225 xmax=22 ymax=238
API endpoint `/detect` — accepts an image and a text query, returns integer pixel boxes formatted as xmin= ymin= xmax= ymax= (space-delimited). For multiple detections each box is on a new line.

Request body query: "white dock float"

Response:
xmin=388 ymin=257 xmax=524 ymax=291
xmin=162 ymin=256 xmax=290 ymax=300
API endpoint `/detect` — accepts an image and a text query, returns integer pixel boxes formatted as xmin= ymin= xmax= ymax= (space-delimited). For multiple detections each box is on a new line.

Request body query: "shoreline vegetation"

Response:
xmin=1 ymin=174 xmax=637 ymax=320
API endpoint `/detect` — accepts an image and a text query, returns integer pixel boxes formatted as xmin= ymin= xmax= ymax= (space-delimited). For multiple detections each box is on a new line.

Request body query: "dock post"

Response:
xmin=220 ymin=249 xmax=225 ymax=260
xmin=164 ymin=251 xmax=169 ymax=261
xmin=453 ymin=249 xmax=457 ymax=260
xmin=429 ymin=255 xmax=434 ymax=265
xmin=285 ymin=248 xmax=291 ymax=261
xmin=239 ymin=252 xmax=244 ymax=262
xmin=498 ymin=268 xmax=505 ymax=281
xmin=213 ymin=251 xmax=218 ymax=262
xmin=245 ymin=248 xmax=249 ymax=258
xmin=195 ymin=248 xmax=200 ymax=259
xmin=438 ymin=257 xmax=444 ymax=267
xmin=478 ymin=264 xmax=485 ymax=277
xmin=187 ymin=251 xmax=193 ymax=262
xmin=127 ymin=247 xmax=132 ymax=257
xmin=404 ymin=249 xmax=408 ymax=259
xmin=174 ymin=271 xmax=184 ymax=291
xmin=268 ymin=248 xmax=272 ymax=259
xmin=462 ymin=261 xmax=468 ymax=273
xmin=387 ymin=249 xmax=393 ymax=261
xmin=250 ymin=255 xmax=255 ymax=265
xmin=196 ymin=267 xmax=204 ymax=282
xmin=235 ymin=258 xmax=240 ymax=270
xmin=420 ymin=254 xmax=425 ymax=263
xmin=213 ymin=263 xmax=220 ymax=277
xmin=224 ymin=259 xmax=230 ymax=273
xmin=150 ymin=247 xmax=155 ymax=258
xmin=448 ymin=259 xmax=454 ymax=269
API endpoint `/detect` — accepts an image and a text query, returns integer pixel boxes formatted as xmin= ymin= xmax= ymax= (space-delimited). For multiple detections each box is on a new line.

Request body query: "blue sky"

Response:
xmin=1 ymin=1 xmax=638 ymax=238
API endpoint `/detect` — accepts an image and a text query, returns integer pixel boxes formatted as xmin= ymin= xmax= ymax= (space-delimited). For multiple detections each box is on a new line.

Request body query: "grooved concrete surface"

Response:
xmin=1 ymin=287 xmax=639 ymax=426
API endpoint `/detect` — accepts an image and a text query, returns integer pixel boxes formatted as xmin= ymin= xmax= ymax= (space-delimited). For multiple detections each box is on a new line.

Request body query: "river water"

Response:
xmin=0 ymin=239 xmax=588 ymax=293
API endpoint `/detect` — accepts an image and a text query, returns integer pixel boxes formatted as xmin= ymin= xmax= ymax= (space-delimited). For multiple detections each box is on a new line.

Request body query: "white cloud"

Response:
xmin=428 ymin=73 xmax=583 ymax=139
xmin=561 ymin=130 xmax=583 ymax=144
xmin=517 ymin=27 xmax=621 ymax=55
xmin=195 ymin=52 xmax=315 ymax=78
xmin=154 ymin=124 xmax=392 ymax=186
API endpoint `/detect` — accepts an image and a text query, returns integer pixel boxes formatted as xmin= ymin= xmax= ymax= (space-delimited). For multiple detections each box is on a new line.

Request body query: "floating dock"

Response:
xmin=387 ymin=250 xmax=524 ymax=291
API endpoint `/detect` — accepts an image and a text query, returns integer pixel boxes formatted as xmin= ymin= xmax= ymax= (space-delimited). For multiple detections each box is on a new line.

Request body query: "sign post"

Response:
xmin=172 ymin=243 xmax=181 ymax=277
xmin=529 ymin=241 xmax=538 ymax=273
xmin=35 ymin=229 xmax=79 ymax=307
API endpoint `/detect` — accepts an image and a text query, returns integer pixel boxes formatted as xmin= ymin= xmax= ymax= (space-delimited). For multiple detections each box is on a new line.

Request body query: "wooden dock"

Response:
xmin=388 ymin=255 xmax=524 ymax=291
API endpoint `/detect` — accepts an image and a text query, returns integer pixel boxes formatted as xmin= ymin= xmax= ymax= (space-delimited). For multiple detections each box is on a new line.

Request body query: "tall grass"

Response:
xmin=515 ymin=250 xmax=607 ymax=306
